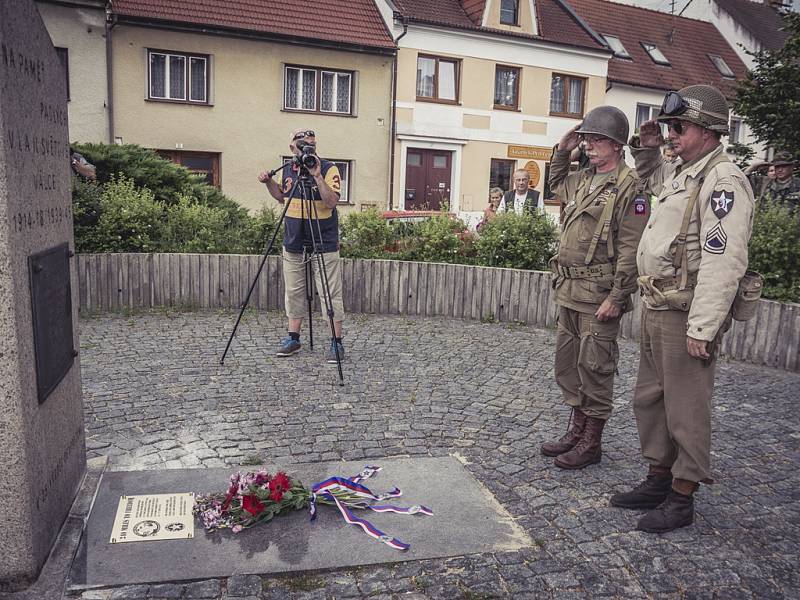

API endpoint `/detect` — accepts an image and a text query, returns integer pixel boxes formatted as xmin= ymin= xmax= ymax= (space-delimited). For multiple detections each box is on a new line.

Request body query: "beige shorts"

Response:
xmin=282 ymin=248 xmax=345 ymax=322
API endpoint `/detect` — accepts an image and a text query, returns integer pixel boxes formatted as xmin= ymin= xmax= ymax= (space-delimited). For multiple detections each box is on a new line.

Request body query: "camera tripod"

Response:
xmin=220 ymin=160 xmax=345 ymax=384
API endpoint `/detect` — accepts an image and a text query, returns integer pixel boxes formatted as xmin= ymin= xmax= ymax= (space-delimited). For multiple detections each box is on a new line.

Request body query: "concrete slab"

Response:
xmin=68 ymin=456 xmax=531 ymax=588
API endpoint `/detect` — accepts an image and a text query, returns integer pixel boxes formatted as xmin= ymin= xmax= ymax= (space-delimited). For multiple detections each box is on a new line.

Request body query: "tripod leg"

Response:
xmin=313 ymin=250 xmax=344 ymax=384
xmin=304 ymin=247 xmax=314 ymax=350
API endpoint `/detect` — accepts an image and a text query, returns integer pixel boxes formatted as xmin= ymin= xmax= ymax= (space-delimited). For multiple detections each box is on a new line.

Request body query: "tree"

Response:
xmin=733 ymin=11 xmax=800 ymax=161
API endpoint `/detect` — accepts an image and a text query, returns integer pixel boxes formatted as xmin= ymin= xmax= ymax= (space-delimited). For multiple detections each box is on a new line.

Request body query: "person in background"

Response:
xmin=499 ymin=170 xmax=542 ymax=215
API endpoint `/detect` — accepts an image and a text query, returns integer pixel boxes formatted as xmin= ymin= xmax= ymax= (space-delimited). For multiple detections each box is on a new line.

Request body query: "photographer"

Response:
xmin=258 ymin=128 xmax=345 ymax=363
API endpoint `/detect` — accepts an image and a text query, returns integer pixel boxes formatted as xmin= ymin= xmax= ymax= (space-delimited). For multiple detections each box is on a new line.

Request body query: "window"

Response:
xmin=148 ymin=50 xmax=208 ymax=103
xmin=636 ymin=103 xmax=668 ymax=136
xmin=416 ymin=55 xmax=460 ymax=103
xmin=641 ymin=42 xmax=670 ymax=66
xmin=494 ymin=65 xmax=521 ymax=110
xmin=549 ymin=74 xmax=585 ymax=117
xmin=500 ymin=0 xmax=519 ymax=25
xmin=158 ymin=150 xmax=220 ymax=186
xmin=601 ymin=35 xmax=630 ymax=59
xmin=284 ymin=65 xmax=352 ymax=114
xmin=636 ymin=104 xmax=658 ymax=128
xmin=709 ymin=54 xmax=735 ymax=78
xmin=490 ymin=159 xmax=515 ymax=193
xmin=729 ymin=118 xmax=742 ymax=144
xmin=55 ymin=47 xmax=69 ymax=100
xmin=281 ymin=157 xmax=351 ymax=203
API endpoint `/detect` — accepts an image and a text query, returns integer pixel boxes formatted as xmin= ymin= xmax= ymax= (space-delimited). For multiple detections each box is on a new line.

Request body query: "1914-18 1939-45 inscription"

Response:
xmin=28 ymin=242 xmax=76 ymax=403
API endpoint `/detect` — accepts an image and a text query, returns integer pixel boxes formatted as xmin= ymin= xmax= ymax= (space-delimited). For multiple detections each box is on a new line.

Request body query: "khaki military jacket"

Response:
xmin=550 ymin=148 xmax=649 ymax=314
xmin=632 ymin=144 xmax=754 ymax=341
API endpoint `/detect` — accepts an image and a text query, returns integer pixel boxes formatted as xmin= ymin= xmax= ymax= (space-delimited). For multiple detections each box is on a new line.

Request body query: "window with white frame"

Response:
xmin=636 ymin=103 xmax=668 ymax=135
xmin=282 ymin=157 xmax=351 ymax=203
xmin=709 ymin=54 xmax=735 ymax=78
xmin=148 ymin=50 xmax=208 ymax=103
xmin=641 ymin=42 xmax=670 ymax=66
xmin=284 ymin=65 xmax=352 ymax=114
xmin=601 ymin=35 xmax=630 ymax=59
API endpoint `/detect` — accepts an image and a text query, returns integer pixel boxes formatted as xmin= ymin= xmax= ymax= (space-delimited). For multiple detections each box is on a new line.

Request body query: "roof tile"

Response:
xmin=112 ymin=0 xmax=396 ymax=50
xmin=569 ymin=0 xmax=749 ymax=96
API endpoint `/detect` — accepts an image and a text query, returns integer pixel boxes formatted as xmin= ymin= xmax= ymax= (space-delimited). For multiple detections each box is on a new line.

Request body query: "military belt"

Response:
xmin=556 ymin=263 xmax=614 ymax=279
xmin=652 ymin=272 xmax=698 ymax=292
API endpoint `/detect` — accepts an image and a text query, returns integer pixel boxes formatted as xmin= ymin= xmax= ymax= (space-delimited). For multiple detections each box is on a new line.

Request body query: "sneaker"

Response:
xmin=326 ymin=340 xmax=345 ymax=364
xmin=276 ymin=337 xmax=301 ymax=357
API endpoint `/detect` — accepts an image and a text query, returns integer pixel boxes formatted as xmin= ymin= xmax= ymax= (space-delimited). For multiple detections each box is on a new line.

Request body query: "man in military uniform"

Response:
xmin=758 ymin=151 xmax=799 ymax=210
xmin=610 ymin=85 xmax=754 ymax=532
xmin=541 ymin=106 xmax=649 ymax=469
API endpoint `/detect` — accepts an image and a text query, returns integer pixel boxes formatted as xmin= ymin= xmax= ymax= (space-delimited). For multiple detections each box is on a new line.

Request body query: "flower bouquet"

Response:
xmin=193 ymin=465 xmax=432 ymax=550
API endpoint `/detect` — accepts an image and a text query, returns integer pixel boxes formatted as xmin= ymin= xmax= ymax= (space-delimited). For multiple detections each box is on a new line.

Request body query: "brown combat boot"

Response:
xmin=636 ymin=479 xmax=698 ymax=533
xmin=610 ymin=465 xmax=673 ymax=509
xmin=541 ymin=408 xmax=587 ymax=457
xmin=554 ymin=415 xmax=606 ymax=469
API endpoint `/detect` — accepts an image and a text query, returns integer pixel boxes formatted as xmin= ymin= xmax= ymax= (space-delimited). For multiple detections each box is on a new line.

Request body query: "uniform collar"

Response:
xmin=675 ymin=144 xmax=725 ymax=179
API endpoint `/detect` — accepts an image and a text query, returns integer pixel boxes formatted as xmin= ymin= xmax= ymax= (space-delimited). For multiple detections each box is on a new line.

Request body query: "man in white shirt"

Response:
xmin=499 ymin=169 xmax=542 ymax=215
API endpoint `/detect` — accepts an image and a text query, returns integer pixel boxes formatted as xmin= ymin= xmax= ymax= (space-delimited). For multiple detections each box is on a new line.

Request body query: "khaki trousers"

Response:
xmin=634 ymin=308 xmax=716 ymax=483
xmin=554 ymin=305 xmax=620 ymax=420
xmin=282 ymin=248 xmax=345 ymax=322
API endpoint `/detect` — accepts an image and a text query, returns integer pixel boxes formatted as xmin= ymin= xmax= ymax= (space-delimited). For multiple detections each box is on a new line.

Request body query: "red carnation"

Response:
xmin=269 ymin=472 xmax=290 ymax=502
xmin=242 ymin=494 xmax=265 ymax=517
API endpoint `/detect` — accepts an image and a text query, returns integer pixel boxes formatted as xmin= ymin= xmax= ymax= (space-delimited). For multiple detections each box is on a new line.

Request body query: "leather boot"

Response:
xmin=541 ymin=408 xmax=587 ymax=457
xmin=554 ymin=415 xmax=606 ymax=469
xmin=636 ymin=480 xmax=697 ymax=533
xmin=609 ymin=466 xmax=673 ymax=509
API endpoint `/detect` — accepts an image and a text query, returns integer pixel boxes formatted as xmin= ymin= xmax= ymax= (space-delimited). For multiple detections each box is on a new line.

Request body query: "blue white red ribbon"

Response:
xmin=309 ymin=465 xmax=432 ymax=550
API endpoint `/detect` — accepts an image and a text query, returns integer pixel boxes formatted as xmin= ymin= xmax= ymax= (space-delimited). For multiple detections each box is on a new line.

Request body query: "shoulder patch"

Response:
xmin=710 ymin=190 xmax=734 ymax=219
xmin=703 ymin=222 xmax=728 ymax=254
xmin=634 ymin=196 xmax=648 ymax=215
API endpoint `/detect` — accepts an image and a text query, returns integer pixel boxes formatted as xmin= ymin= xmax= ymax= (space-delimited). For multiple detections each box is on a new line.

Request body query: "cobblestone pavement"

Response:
xmin=66 ymin=310 xmax=799 ymax=599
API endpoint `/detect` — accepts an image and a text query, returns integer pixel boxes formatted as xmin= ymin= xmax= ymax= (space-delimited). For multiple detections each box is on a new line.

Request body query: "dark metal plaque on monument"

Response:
xmin=28 ymin=242 xmax=75 ymax=403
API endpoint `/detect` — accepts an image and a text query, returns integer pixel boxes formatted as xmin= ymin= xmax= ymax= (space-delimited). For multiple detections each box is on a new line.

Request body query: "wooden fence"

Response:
xmin=75 ymin=253 xmax=800 ymax=372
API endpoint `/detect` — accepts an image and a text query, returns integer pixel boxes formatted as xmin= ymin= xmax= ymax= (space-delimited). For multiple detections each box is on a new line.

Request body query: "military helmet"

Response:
xmin=575 ymin=106 xmax=629 ymax=146
xmin=656 ymin=85 xmax=729 ymax=134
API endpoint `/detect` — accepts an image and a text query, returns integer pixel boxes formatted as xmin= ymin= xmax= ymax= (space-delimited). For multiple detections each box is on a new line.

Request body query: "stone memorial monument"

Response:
xmin=0 ymin=0 xmax=86 ymax=591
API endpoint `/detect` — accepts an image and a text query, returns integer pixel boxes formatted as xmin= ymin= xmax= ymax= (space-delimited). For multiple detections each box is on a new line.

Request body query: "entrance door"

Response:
xmin=404 ymin=149 xmax=452 ymax=210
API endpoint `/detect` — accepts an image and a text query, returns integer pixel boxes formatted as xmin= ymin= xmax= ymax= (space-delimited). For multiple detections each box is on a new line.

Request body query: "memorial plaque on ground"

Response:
xmin=68 ymin=457 xmax=532 ymax=588
xmin=0 ymin=0 xmax=86 ymax=591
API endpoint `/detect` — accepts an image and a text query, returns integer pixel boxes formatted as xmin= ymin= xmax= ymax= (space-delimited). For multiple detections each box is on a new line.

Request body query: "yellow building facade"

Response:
xmin=109 ymin=26 xmax=394 ymax=213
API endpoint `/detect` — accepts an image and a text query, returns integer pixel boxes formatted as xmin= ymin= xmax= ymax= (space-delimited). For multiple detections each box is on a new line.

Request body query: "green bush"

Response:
xmin=71 ymin=175 xmax=104 ymax=253
xmin=474 ymin=212 xmax=559 ymax=270
xmin=241 ymin=203 xmax=285 ymax=255
xmin=340 ymin=208 xmax=394 ymax=258
xmin=92 ymin=175 xmax=166 ymax=253
xmin=405 ymin=213 xmax=471 ymax=264
xmin=164 ymin=195 xmax=236 ymax=254
xmin=748 ymin=202 xmax=800 ymax=302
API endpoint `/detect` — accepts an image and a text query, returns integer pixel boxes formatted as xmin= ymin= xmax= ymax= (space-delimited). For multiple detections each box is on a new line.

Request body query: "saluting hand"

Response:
xmin=639 ymin=120 xmax=664 ymax=148
xmin=558 ymin=124 xmax=582 ymax=153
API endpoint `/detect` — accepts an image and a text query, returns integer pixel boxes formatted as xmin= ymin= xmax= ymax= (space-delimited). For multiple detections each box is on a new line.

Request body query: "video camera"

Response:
xmin=293 ymin=139 xmax=318 ymax=170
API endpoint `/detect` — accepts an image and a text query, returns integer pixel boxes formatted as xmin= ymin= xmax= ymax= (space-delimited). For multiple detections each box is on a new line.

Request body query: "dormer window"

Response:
xmin=709 ymin=54 xmax=735 ymax=78
xmin=500 ymin=0 xmax=519 ymax=25
xmin=602 ymin=35 xmax=631 ymax=59
xmin=641 ymin=42 xmax=670 ymax=66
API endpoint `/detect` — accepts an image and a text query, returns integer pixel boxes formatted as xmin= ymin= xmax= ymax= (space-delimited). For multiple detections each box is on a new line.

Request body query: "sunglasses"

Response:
xmin=292 ymin=130 xmax=315 ymax=140
xmin=666 ymin=120 xmax=688 ymax=134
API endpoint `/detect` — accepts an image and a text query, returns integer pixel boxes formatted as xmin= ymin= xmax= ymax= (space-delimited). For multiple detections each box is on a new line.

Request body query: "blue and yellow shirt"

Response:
xmin=281 ymin=159 xmax=341 ymax=253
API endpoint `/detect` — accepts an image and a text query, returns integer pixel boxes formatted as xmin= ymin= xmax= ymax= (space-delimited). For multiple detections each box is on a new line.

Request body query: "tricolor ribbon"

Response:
xmin=309 ymin=465 xmax=432 ymax=550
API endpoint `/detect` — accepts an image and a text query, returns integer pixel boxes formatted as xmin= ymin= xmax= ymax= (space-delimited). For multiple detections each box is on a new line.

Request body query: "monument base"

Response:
xmin=68 ymin=456 xmax=532 ymax=589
